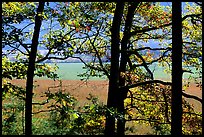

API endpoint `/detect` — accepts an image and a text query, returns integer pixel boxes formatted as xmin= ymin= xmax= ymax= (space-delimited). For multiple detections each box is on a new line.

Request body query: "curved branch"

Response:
xmin=129 ymin=47 xmax=171 ymax=68
xmin=32 ymin=109 xmax=56 ymax=114
xmin=125 ymin=118 xmax=170 ymax=125
xmin=87 ymin=21 xmax=110 ymax=79
xmin=130 ymin=13 xmax=202 ymax=38
xmin=14 ymin=35 xmax=31 ymax=54
xmin=133 ymin=50 xmax=154 ymax=79
xmin=6 ymin=43 xmax=28 ymax=56
xmin=20 ymin=22 xmax=35 ymax=32
xmin=182 ymin=91 xmax=202 ymax=104
xmin=36 ymin=29 xmax=76 ymax=63
xmin=120 ymin=80 xmax=172 ymax=90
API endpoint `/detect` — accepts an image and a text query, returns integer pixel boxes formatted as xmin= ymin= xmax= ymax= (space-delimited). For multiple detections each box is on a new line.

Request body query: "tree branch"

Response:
xmin=130 ymin=13 xmax=202 ymax=38
xmin=132 ymin=50 xmax=154 ymax=79
xmin=125 ymin=118 xmax=170 ymax=125
xmin=182 ymin=91 xmax=202 ymax=104
xmin=129 ymin=47 xmax=171 ymax=67
xmin=32 ymin=109 xmax=56 ymax=114
xmin=120 ymin=80 xmax=172 ymax=90
xmin=87 ymin=21 xmax=110 ymax=79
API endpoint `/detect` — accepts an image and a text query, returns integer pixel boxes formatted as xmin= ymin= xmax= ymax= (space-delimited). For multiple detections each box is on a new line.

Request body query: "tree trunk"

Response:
xmin=117 ymin=2 xmax=140 ymax=135
xmin=25 ymin=2 xmax=45 ymax=135
xmin=171 ymin=2 xmax=183 ymax=136
xmin=104 ymin=2 xmax=124 ymax=135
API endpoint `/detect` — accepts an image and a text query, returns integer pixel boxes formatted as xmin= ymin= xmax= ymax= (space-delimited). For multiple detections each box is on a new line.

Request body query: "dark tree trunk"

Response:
xmin=104 ymin=2 xmax=125 ymax=135
xmin=117 ymin=2 xmax=140 ymax=135
xmin=171 ymin=2 xmax=183 ymax=136
xmin=25 ymin=2 xmax=45 ymax=135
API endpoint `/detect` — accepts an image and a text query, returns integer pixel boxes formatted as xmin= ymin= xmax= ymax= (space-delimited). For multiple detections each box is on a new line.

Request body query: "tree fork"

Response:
xmin=105 ymin=2 xmax=125 ymax=135
xmin=117 ymin=2 xmax=140 ymax=135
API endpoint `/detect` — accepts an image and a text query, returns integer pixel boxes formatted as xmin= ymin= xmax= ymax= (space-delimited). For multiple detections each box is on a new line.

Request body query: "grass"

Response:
xmin=3 ymin=78 xmax=202 ymax=135
xmin=10 ymin=79 xmax=202 ymax=111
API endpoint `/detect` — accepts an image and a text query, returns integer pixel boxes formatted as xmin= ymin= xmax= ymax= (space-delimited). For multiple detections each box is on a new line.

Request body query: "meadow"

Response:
xmin=11 ymin=62 xmax=202 ymax=113
xmin=5 ymin=62 xmax=202 ymax=135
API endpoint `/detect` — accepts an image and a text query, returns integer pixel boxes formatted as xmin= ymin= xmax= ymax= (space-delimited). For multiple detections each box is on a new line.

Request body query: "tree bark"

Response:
xmin=171 ymin=2 xmax=183 ymax=136
xmin=104 ymin=2 xmax=124 ymax=135
xmin=25 ymin=2 xmax=45 ymax=135
xmin=117 ymin=2 xmax=140 ymax=135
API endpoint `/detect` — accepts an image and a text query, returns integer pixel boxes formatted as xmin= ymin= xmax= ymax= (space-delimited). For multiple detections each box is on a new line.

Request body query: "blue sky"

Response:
xmin=2 ymin=2 xmax=193 ymax=59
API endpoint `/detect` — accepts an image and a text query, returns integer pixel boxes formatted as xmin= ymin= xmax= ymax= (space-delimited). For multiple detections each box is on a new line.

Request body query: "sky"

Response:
xmin=2 ymin=2 xmax=195 ymax=61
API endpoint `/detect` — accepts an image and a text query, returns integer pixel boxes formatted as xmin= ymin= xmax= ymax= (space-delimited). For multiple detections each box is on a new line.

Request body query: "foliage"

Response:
xmin=2 ymin=96 xmax=25 ymax=135
xmin=2 ymin=2 xmax=202 ymax=135
xmin=2 ymin=56 xmax=59 ymax=100
xmin=182 ymin=2 xmax=202 ymax=89
xmin=2 ymin=2 xmax=36 ymax=24
xmin=2 ymin=86 xmax=108 ymax=135
xmin=43 ymin=90 xmax=106 ymax=135
xmin=124 ymin=84 xmax=202 ymax=135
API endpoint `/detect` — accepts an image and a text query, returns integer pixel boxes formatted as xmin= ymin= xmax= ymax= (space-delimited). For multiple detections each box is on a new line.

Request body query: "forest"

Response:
xmin=1 ymin=2 xmax=202 ymax=135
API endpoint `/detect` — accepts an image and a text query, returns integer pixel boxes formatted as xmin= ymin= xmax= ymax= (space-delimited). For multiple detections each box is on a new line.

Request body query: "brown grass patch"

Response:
xmin=10 ymin=79 xmax=108 ymax=104
xmin=9 ymin=79 xmax=202 ymax=112
xmin=3 ymin=79 xmax=202 ymax=135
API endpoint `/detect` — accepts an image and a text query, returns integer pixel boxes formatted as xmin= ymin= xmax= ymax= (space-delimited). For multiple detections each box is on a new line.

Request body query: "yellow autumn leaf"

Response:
xmin=72 ymin=113 xmax=79 ymax=119
xmin=62 ymin=100 xmax=67 ymax=106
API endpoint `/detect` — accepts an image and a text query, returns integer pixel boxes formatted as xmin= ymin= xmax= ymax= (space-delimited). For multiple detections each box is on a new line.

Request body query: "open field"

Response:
xmin=3 ymin=79 xmax=202 ymax=135
xmin=10 ymin=79 xmax=202 ymax=112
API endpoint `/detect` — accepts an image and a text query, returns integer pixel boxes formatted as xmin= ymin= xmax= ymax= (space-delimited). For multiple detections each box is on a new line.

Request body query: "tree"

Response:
xmin=117 ymin=2 xmax=140 ymax=135
xmin=56 ymin=2 xmax=202 ymax=135
xmin=171 ymin=2 xmax=182 ymax=135
xmin=104 ymin=2 xmax=124 ymax=135
xmin=25 ymin=2 xmax=45 ymax=135
xmin=71 ymin=2 xmax=202 ymax=135
xmin=2 ymin=2 xmax=202 ymax=135
xmin=2 ymin=3 xmax=61 ymax=135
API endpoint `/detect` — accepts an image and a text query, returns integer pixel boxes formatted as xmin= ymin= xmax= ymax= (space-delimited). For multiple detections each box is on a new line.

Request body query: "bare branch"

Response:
xmin=130 ymin=13 xmax=202 ymax=38
xmin=129 ymin=47 xmax=171 ymax=67
xmin=131 ymin=50 xmax=154 ymax=79
xmin=32 ymin=109 xmax=56 ymax=114
xmin=86 ymin=21 xmax=110 ymax=79
xmin=182 ymin=91 xmax=202 ymax=104
xmin=195 ymin=2 xmax=202 ymax=6
xmin=125 ymin=118 xmax=170 ymax=125
xmin=120 ymin=80 xmax=172 ymax=90
xmin=6 ymin=43 xmax=29 ymax=56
